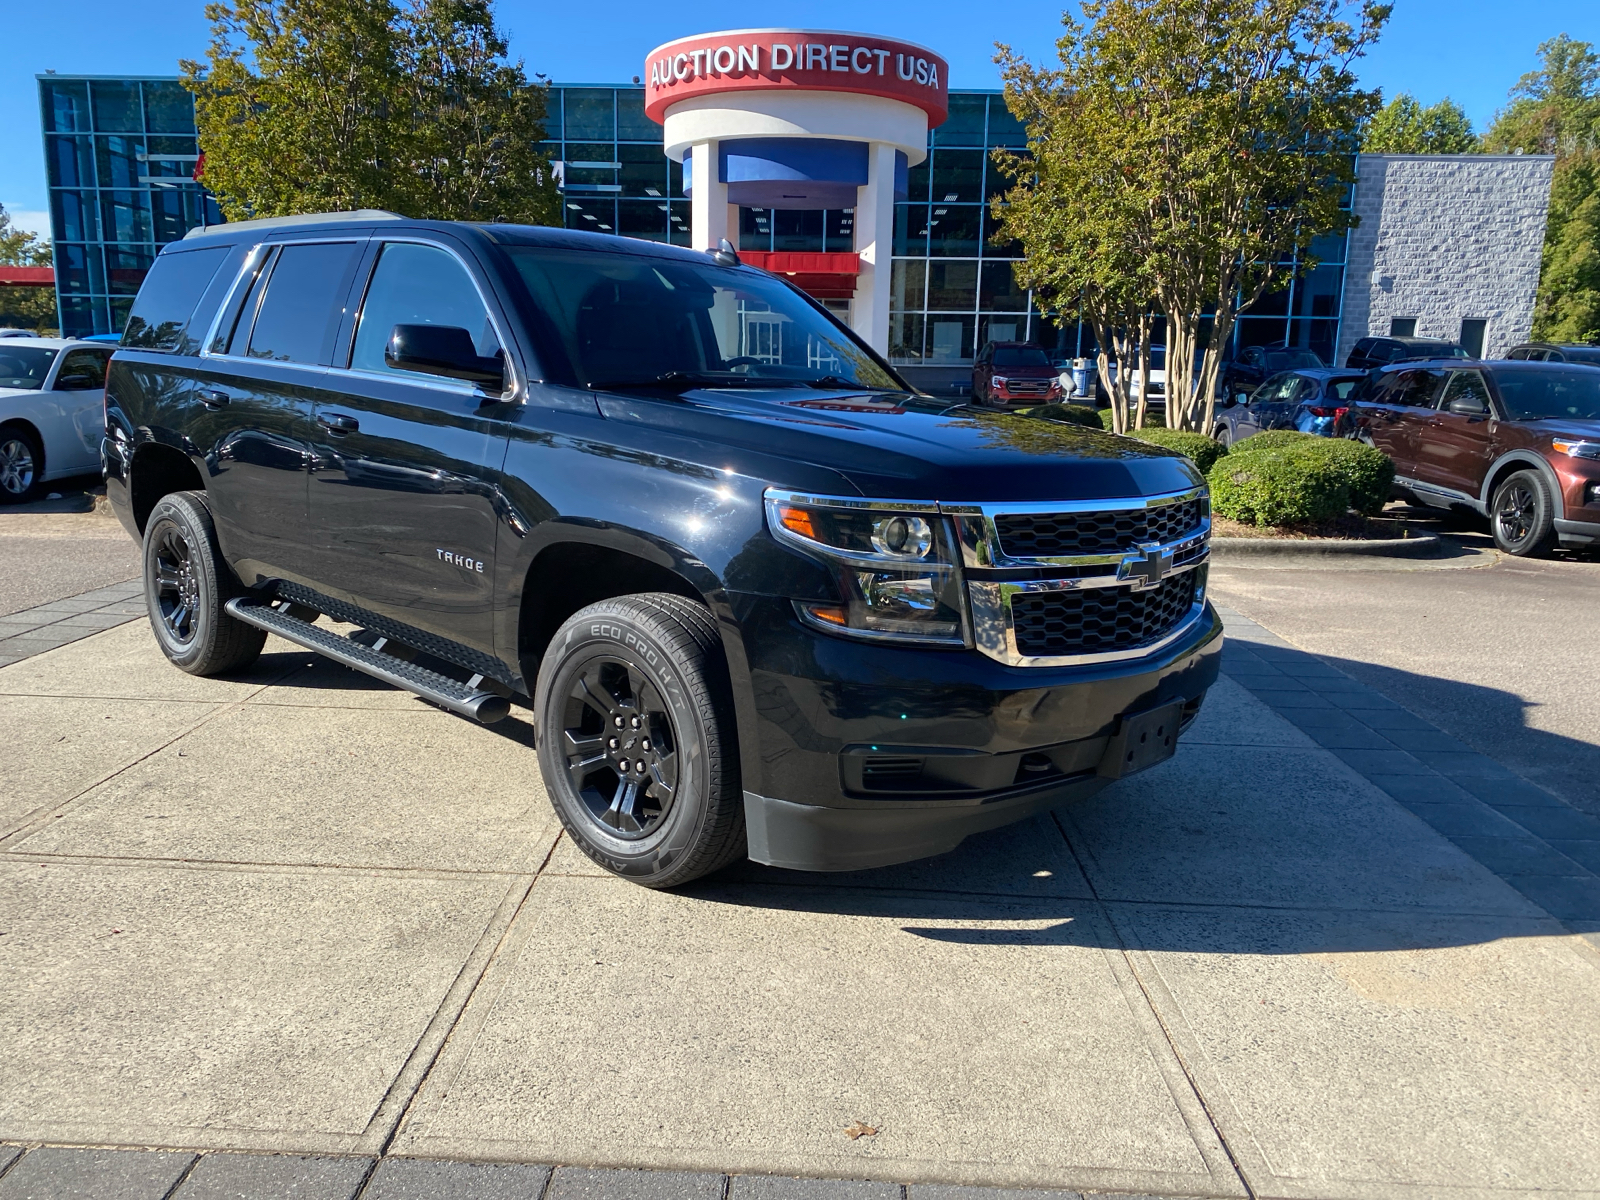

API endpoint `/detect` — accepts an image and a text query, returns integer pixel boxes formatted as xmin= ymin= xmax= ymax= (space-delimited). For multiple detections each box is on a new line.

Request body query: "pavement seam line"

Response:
xmin=1053 ymin=809 xmax=1258 ymax=1200
xmin=368 ymin=831 xmax=566 ymax=1156
xmin=158 ymin=1152 xmax=202 ymax=1200
xmin=0 ymin=636 xmax=313 ymax=850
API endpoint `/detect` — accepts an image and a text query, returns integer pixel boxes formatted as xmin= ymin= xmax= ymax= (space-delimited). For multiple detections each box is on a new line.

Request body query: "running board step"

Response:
xmin=225 ymin=598 xmax=511 ymax=724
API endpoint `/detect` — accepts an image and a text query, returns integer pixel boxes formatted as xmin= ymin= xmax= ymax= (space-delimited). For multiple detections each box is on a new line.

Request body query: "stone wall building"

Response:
xmin=1339 ymin=154 xmax=1555 ymax=364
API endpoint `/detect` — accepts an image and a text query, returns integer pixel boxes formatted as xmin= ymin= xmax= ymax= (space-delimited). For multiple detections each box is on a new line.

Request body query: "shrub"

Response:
xmin=1234 ymin=429 xmax=1317 ymax=453
xmin=1028 ymin=403 xmax=1104 ymax=429
xmin=1098 ymin=408 xmax=1168 ymax=431
xmin=1228 ymin=435 xmax=1395 ymax=516
xmin=1126 ymin=427 xmax=1229 ymax=474
xmin=1207 ymin=448 xmax=1350 ymax=526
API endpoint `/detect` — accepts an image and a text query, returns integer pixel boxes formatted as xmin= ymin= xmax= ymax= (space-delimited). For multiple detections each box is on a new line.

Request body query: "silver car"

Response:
xmin=0 ymin=338 xmax=115 ymax=502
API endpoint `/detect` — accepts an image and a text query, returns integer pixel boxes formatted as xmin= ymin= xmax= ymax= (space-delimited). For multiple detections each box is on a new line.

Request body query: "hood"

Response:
xmin=596 ymin=387 xmax=1203 ymax=502
xmin=986 ymin=364 xmax=1057 ymax=379
xmin=1527 ymin=416 xmax=1600 ymax=441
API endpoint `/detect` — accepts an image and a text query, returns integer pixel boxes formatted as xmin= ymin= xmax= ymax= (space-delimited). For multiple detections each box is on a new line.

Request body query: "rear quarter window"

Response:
xmin=121 ymin=246 xmax=232 ymax=352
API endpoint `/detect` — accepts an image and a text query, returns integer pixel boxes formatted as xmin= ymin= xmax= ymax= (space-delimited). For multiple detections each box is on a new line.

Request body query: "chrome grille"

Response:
xmin=995 ymin=498 xmax=1204 ymax=559
xmin=1010 ymin=573 xmax=1199 ymax=658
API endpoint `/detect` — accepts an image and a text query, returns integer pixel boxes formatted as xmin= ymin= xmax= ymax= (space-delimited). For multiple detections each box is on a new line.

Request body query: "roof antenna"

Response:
xmin=709 ymin=238 xmax=740 ymax=267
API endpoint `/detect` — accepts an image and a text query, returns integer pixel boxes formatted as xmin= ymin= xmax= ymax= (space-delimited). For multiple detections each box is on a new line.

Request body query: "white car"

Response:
xmin=0 ymin=338 xmax=115 ymax=503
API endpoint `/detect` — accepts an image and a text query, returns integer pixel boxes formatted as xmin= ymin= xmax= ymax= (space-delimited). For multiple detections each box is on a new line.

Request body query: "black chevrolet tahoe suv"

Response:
xmin=104 ymin=212 xmax=1221 ymax=887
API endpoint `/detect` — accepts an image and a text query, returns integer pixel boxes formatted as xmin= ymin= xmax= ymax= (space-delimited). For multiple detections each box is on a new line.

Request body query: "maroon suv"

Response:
xmin=1346 ymin=360 xmax=1600 ymax=555
xmin=972 ymin=341 xmax=1062 ymax=407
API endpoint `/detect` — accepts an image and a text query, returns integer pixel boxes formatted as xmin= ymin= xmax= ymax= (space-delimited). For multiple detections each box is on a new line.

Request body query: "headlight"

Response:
xmin=1552 ymin=439 xmax=1600 ymax=460
xmin=991 ymin=376 xmax=1008 ymax=388
xmin=764 ymin=490 xmax=969 ymax=646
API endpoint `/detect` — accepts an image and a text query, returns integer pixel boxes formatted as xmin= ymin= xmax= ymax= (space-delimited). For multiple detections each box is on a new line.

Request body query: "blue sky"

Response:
xmin=4 ymin=0 xmax=1597 ymax=239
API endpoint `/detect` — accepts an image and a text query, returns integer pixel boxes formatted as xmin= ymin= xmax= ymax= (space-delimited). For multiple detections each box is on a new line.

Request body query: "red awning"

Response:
xmin=739 ymin=251 xmax=860 ymax=301
xmin=0 ymin=266 xmax=54 ymax=288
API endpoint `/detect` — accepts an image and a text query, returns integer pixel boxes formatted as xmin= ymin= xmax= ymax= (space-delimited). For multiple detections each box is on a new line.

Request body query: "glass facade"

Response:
xmin=38 ymin=75 xmax=223 ymax=337
xmin=36 ymin=75 xmax=1349 ymax=361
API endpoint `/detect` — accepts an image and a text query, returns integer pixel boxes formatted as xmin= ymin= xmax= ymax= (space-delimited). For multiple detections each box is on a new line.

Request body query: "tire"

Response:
xmin=0 ymin=424 xmax=44 ymax=504
xmin=1214 ymin=426 xmax=1232 ymax=448
xmin=142 ymin=491 xmax=266 ymax=675
xmin=1490 ymin=470 xmax=1559 ymax=557
xmin=535 ymin=592 xmax=744 ymax=888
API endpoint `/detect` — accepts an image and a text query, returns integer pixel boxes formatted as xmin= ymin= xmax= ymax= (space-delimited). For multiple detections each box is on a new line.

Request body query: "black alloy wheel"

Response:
xmin=561 ymin=656 xmax=679 ymax=839
xmin=151 ymin=523 xmax=202 ymax=645
xmin=142 ymin=491 xmax=266 ymax=675
xmin=1490 ymin=469 xmax=1558 ymax=557
xmin=0 ymin=426 xmax=43 ymax=503
xmin=536 ymin=592 xmax=745 ymax=888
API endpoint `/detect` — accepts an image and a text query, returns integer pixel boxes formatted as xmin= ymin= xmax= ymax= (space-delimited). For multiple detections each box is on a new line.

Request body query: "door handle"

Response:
xmin=317 ymin=413 xmax=359 ymax=435
xmin=199 ymin=388 xmax=229 ymax=409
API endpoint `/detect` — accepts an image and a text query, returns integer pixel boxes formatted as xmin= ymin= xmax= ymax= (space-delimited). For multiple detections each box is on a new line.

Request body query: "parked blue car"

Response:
xmin=1212 ymin=368 xmax=1366 ymax=446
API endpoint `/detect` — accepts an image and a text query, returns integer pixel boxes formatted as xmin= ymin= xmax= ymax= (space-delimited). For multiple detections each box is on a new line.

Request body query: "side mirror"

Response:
xmin=56 ymin=373 xmax=95 ymax=390
xmin=1447 ymin=397 xmax=1488 ymax=416
xmin=385 ymin=324 xmax=505 ymax=388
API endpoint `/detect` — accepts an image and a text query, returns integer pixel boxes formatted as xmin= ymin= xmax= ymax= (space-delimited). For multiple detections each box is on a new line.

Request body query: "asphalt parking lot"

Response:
xmin=1 ymin=508 xmax=1599 ymax=1200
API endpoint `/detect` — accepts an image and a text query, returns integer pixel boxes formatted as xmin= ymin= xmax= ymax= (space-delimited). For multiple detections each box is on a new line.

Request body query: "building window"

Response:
xmin=1460 ymin=318 xmax=1487 ymax=358
xmin=1389 ymin=317 xmax=1418 ymax=337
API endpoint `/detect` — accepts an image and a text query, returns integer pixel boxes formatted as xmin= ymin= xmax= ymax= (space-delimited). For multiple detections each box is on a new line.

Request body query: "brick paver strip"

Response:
xmin=175 ymin=1152 xmax=374 ymax=1200
xmin=362 ymin=1157 xmax=551 ymax=1200
xmin=1216 ymin=604 xmax=1600 ymax=942
xmin=546 ymin=1167 xmax=727 ymax=1200
xmin=0 ymin=580 xmax=143 ymax=666
xmin=0 ymin=1147 xmax=194 ymax=1199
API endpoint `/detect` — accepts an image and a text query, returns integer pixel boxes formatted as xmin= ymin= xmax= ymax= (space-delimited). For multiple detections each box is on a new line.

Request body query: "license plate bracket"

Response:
xmin=1098 ymin=700 xmax=1183 ymax=780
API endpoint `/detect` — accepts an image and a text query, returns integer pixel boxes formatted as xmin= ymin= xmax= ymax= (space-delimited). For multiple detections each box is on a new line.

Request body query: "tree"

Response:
xmin=183 ymin=0 xmax=557 ymax=224
xmin=996 ymin=0 xmax=1386 ymax=436
xmin=1484 ymin=35 xmax=1600 ymax=344
xmin=1362 ymin=94 xmax=1476 ymax=153
xmin=0 ymin=204 xmax=57 ymax=334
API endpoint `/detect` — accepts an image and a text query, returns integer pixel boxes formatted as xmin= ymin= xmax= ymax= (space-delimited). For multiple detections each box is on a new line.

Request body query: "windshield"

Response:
xmin=993 ymin=346 xmax=1050 ymax=368
xmin=506 ymin=246 xmax=901 ymax=391
xmin=1493 ymin=367 xmax=1600 ymax=421
xmin=0 ymin=346 xmax=59 ymax=391
xmin=1266 ymin=348 xmax=1324 ymax=370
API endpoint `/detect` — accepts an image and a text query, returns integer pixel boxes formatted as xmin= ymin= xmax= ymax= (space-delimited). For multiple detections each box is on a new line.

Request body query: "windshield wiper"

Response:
xmin=807 ymin=374 xmax=895 ymax=391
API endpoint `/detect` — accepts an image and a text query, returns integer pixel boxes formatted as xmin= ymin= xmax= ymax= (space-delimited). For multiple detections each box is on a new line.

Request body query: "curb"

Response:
xmin=1211 ymin=533 xmax=1441 ymax=559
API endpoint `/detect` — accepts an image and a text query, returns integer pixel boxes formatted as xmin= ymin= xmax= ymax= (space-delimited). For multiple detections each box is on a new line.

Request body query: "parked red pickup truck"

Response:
xmin=1345 ymin=359 xmax=1600 ymax=555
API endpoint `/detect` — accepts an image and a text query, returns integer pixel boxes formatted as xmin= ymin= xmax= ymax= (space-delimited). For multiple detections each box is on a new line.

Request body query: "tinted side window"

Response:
xmin=1352 ymin=339 xmax=1373 ymax=357
xmin=1440 ymin=370 xmax=1491 ymax=413
xmin=1394 ymin=369 xmax=1446 ymax=407
xmin=245 ymin=241 xmax=361 ymax=365
xmin=351 ymin=242 xmax=500 ymax=376
xmin=122 ymin=246 xmax=230 ymax=352
xmin=56 ymin=349 xmax=110 ymax=390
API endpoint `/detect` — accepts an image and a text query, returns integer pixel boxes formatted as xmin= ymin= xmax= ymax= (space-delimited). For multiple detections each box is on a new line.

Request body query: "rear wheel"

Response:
xmin=535 ymin=593 xmax=744 ymax=888
xmin=143 ymin=491 xmax=266 ymax=674
xmin=1490 ymin=470 xmax=1558 ymax=557
xmin=0 ymin=425 xmax=43 ymax=504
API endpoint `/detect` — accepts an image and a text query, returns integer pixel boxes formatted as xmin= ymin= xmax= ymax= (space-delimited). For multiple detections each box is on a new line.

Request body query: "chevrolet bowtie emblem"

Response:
xmin=1119 ymin=543 xmax=1175 ymax=589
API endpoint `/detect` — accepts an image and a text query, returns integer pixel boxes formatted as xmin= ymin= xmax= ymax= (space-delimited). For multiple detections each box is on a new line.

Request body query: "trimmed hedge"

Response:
xmin=1097 ymin=408 xmax=1168 ymax=431
xmin=1227 ymin=435 xmax=1394 ymax=516
xmin=1208 ymin=448 xmax=1350 ymax=526
xmin=1026 ymin=403 xmax=1104 ymax=429
xmin=1126 ymin=427 xmax=1229 ymax=474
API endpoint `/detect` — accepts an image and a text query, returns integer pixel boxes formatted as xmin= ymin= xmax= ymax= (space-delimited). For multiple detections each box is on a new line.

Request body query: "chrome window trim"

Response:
xmin=200 ymin=242 xmax=272 ymax=358
xmin=765 ymin=486 xmax=1213 ymax=668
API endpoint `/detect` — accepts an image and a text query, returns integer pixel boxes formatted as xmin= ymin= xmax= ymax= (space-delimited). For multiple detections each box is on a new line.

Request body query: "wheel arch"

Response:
xmin=128 ymin=441 xmax=206 ymax=535
xmin=512 ymin=532 xmax=763 ymax=794
xmin=0 ymin=417 xmax=46 ymax=480
xmin=1481 ymin=451 xmax=1563 ymax=511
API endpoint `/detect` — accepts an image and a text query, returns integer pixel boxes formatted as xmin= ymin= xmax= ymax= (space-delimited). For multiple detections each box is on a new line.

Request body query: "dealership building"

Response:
xmin=35 ymin=41 xmax=1553 ymax=390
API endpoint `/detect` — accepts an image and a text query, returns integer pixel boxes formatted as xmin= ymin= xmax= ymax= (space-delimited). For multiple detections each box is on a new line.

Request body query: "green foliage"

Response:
xmin=1234 ymin=429 xmax=1318 ymax=452
xmin=1028 ymin=403 xmax=1104 ymax=428
xmin=1482 ymin=36 xmax=1600 ymax=345
xmin=1362 ymin=93 xmax=1476 ymax=153
xmin=183 ymin=0 xmax=558 ymax=225
xmin=0 ymin=203 xmax=57 ymax=333
xmin=1098 ymin=407 xmax=1166 ymax=430
xmin=1208 ymin=447 xmax=1349 ymax=525
xmin=1125 ymin=427 xmax=1229 ymax=473
xmin=1215 ymin=436 xmax=1395 ymax=521
xmin=994 ymin=0 xmax=1387 ymax=435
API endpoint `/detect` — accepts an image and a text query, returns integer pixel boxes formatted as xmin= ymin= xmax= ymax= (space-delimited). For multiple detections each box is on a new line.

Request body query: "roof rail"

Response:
xmin=183 ymin=209 xmax=405 ymax=239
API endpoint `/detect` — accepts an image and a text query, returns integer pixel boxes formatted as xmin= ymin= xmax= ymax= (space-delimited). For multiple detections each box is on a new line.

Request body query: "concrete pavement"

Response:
xmin=0 ymin=492 xmax=140 ymax=619
xmin=2 ymin=606 xmax=1598 ymax=1199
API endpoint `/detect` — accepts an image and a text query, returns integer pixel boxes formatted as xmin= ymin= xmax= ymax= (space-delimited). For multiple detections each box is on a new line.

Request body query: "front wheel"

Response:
xmin=0 ymin=425 xmax=44 ymax=504
xmin=1490 ymin=470 xmax=1558 ymax=557
xmin=1214 ymin=425 xmax=1232 ymax=448
xmin=143 ymin=491 xmax=266 ymax=675
xmin=535 ymin=593 xmax=744 ymax=888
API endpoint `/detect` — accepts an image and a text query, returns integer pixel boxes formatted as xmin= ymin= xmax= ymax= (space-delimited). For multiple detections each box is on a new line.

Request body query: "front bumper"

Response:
xmin=731 ymin=592 xmax=1223 ymax=871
